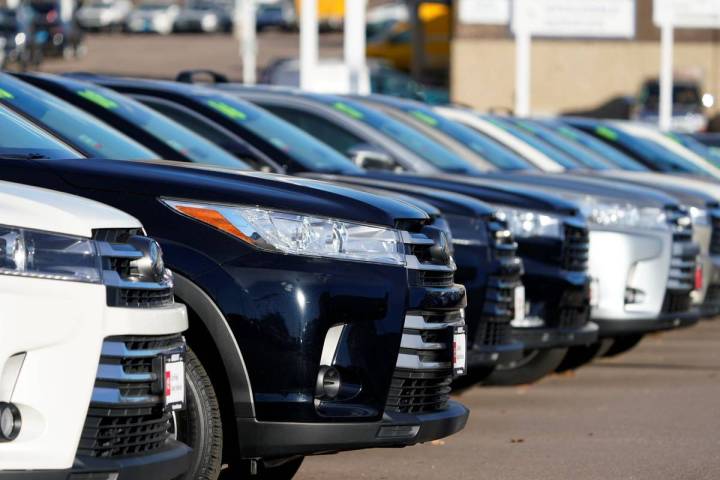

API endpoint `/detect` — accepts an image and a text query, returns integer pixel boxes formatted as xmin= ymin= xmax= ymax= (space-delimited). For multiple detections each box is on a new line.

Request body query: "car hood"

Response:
xmin=303 ymin=173 xmax=496 ymax=218
xmin=362 ymin=171 xmax=580 ymax=216
xmin=595 ymin=170 xmax=720 ymax=208
xmin=0 ymin=179 xmax=140 ymax=237
xmin=482 ymin=171 xmax=679 ymax=208
xmin=39 ymin=158 xmax=429 ymax=228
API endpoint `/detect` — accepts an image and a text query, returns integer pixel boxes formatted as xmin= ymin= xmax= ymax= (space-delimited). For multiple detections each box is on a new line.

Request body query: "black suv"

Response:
xmin=0 ymin=81 xmax=469 ymax=479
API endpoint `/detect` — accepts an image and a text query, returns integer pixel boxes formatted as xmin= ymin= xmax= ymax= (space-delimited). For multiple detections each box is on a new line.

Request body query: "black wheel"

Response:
xmin=602 ymin=334 xmax=644 ymax=358
xmin=555 ymin=338 xmax=613 ymax=372
xmin=483 ymin=348 xmax=568 ymax=386
xmin=222 ymin=457 xmax=305 ymax=479
xmin=174 ymin=349 xmax=223 ymax=480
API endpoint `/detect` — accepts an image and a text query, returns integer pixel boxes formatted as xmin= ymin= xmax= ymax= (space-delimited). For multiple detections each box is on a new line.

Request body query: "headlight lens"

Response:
xmin=0 ymin=226 xmax=101 ymax=283
xmin=582 ymin=202 xmax=668 ymax=230
xmin=494 ymin=208 xmax=562 ymax=238
xmin=163 ymin=199 xmax=406 ymax=265
xmin=688 ymin=206 xmax=709 ymax=226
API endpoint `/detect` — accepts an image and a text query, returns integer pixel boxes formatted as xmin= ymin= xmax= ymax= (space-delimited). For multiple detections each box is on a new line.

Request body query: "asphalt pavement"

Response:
xmin=296 ymin=320 xmax=720 ymax=480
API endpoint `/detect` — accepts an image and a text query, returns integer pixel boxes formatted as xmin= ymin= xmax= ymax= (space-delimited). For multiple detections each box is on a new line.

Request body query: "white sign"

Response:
xmin=458 ymin=0 xmax=510 ymax=25
xmin=654 ymin=0 xmax=720 ymax=29
xmin=512 ymin=0 xmax=636 ymax=38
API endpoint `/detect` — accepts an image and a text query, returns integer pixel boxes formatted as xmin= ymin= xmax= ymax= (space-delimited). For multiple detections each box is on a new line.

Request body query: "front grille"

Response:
xmin=93 ymin=228 xmax=175 ymax=309
xmin=78 ymin=334 xmax=184 ymax=458
xmin=703 ymin=284 xmax=720 ymax=314
xmin=662 ymin=291 xmax=692 ymax=314
xmin=476 ymin=216 xmax=523 ymax=346
xmin=562 ymin=224 xmax=589 ymax=271
xmin=386 ymin=369 xmax=452 ymax=414
xmin=475 ymin=320 xmax=512 ymax=346
xmin=411 ymin=270 xmax=455 ymax=287
xmin=387 ymin=311 xmax=460 ymax=414
xmin=710 ymin=214 xmax=720 ymax=255
xmin=546 ymin=286 xmax=590 ymax=329
xmin=115 ymin=287 xmax=175 ymax=309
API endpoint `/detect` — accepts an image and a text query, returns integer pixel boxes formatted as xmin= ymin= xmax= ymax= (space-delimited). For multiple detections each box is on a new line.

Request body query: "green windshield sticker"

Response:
xmin=410 ymin=110 xmax=438 ymax=126
xmin=333 ymin=102 xmax=364 ymax=119
xmin=77 ymin=89 xmax=118 ymax=110
xmin=207 ymin=100 xmax=247 ymax=121
xmin=516 ymin=120 xmax=537 ymax=133
xmin=595 ymin=125 xmax=618 ymax=142
xmin=0 ymin=88 xmax=14 ymax=100
xmin=558 ymin=126 xmax=579 ymax=139
xmin=666 ymin=132 xmax=682 ymax=144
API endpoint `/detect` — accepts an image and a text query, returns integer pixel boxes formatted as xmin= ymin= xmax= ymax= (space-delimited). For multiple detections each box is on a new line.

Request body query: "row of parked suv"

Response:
xmin=1 ymin=70 xmax=719 ymax=479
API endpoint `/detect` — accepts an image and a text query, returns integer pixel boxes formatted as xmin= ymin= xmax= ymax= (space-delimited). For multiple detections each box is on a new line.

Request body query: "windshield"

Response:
xmin=670 ymin=133 xmax=720 ymax=169
xmin=0 ymin=106 xmax=82 ymax=159
xmin=575 ymin=122 xmax=712 ymax=176
xmin=482 ymin=116 xmax=581 ymax=169
xmin=388 ymin=102 xmax=535 ymax=171
xmin=641 ymin=82 xmax=702 ymax=110
xmin=506 ymin=118 xmax=612 ymax=170
xmin=317 ymin=96 xmax=478 ymax=173
xmin=53 ymin=78 xmax=250 ymax=169
xmin=542 ymin=121 xmax=648 ymax=171
xmin=191 ymin=90 xmax=362 ymax=174
xmin=0 ymin=74 xmax=157 ymax=161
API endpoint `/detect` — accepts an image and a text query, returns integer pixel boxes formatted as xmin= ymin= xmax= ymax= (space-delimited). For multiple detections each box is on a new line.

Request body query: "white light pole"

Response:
xmin=300 ymin=0 xmax=319 ymax=90
xmin=240 ymin=0 xmax=257 ymax=85
xmin=344 ymin=0 xmax=369 ymax=94
xmin=513 ymin=0 xmax=531 ymax=117
xmin=659 ymin=11 xmax=674 ymax=131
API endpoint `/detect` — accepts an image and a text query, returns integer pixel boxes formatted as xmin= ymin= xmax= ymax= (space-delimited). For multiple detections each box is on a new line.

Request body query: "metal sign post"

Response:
xmin=513 ymin=0 xmax=531 ymax=117
xmin=344 ymin=0 xmax=369 ymax=94
xmin=659 ymin=13 xmax=674 ymax=131
xmin=240 ymin=0 xmax=257 ymax=85
xmin=300 ymin=0 xmax=319 ymax=90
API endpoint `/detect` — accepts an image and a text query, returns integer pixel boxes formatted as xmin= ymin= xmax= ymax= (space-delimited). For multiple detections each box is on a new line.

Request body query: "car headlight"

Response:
xmin=581 ymin=202 xmax=668 ymax=231
xmin=494 ymin=208 xmax=562 ymax=238
xmin=0 ymin=226 xmax=101 ymax=283
xmin=163 ymin=199 xmax=406 ymax=265
xmin=688 ymin=206 xmax=710 ymax=226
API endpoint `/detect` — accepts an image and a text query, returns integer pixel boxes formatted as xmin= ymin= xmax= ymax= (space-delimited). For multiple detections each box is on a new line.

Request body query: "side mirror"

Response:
xmin=347 ymin=144 xmax=397 ymax=171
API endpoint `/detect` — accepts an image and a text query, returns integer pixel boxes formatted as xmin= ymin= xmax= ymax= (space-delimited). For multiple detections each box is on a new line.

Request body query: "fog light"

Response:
xmin=0 ymin=402 xmax=21 ymax=442
xmin=315 ymin=366 xmax=342 ymax=400
xmin=624 ymin=287 xmax=646 ymax=305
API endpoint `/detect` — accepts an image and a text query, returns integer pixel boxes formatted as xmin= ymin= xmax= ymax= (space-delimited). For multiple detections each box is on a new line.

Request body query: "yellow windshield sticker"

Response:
xmin=0 ymin=88 xmax=14 ymax=99
xmin=595 ymin=125 xmax=619 ymax=142
xmin=207 ymin=100 xmax=247 ymax=120
xmin=77 ymin=89 xmax=118 ymax=109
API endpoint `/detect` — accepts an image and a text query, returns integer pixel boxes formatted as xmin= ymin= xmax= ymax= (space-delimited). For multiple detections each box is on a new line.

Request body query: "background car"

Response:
xmin=76 ymin=0 xmax=132 ymax=32
xmin=126 ymin=2 xmax=179 ymax=35
xmin=173 ymin=2 xmax=232 ymax=33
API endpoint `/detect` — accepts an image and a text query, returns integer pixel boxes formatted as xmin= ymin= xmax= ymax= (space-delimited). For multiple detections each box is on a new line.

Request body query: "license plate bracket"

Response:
xmin=164 ymin=353 xmax=185 ymax=411
xmin=453 ymin=325 xmax=467 ymax=376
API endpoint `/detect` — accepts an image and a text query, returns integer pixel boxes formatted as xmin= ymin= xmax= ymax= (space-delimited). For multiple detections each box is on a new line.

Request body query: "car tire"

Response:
xmin=483 ymin=348 xmax=568 ymax=386
xmin=174 ymin=349 xmax=223 ymax=480
xmin=602 ymin=334 xmax=644 ymax=358
xmin=555 ymin=338 xmax=614 ymax=372
xmin=223 ymin=457 xmax=305 ymax=479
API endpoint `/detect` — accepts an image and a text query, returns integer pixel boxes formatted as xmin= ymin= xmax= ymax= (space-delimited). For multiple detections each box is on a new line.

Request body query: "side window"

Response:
xmin=264 ymin=105 xmax=365 ymax=157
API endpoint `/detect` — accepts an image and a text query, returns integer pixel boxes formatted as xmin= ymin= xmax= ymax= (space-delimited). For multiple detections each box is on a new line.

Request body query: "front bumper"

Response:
xmin=0 ymin=441 xmax=192 ymax=480
xmin=235 ymin=400 xmax=469 ymax=458
xmin=594 ymin=309 xmax=700 ymax=337
xmin=511 ymin=321 xmax=599 ymax=350
xmin=0 ymin=275 xmax=188 ymax=471
xmin=467 ymin=340 xmax=525 ymax=367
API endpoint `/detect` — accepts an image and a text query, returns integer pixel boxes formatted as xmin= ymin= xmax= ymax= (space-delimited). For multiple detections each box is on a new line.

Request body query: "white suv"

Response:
xmin=0 ymin=181 xmax=191 ymax=479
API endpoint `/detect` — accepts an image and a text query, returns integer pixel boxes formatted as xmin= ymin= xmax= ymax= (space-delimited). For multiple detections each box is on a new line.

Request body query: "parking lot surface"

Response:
xmin=295 ymin=320 xmax=720 ymax=480
xmin=43 ymin=32 xmax=342 ymax=79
